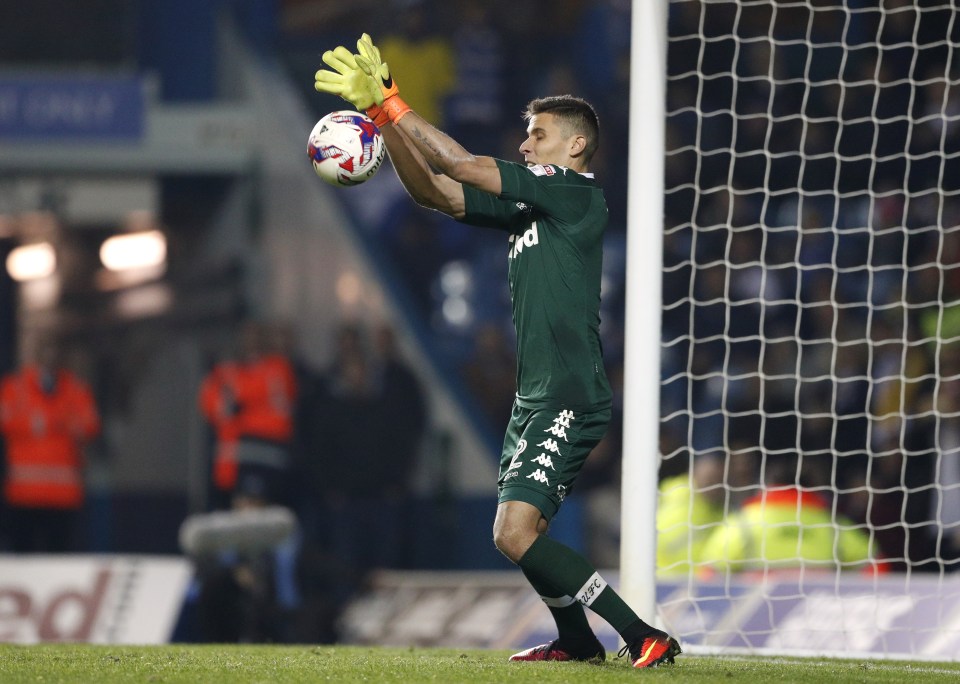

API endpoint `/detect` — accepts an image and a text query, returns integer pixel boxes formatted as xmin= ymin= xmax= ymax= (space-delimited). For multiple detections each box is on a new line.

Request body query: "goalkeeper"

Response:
xmin=314 ymin=36 xmax=680 ymax=669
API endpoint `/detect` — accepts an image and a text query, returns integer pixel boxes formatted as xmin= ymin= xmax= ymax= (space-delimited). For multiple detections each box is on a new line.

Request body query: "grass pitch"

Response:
xmin=1 ymin=644 xmax=959 ymax=683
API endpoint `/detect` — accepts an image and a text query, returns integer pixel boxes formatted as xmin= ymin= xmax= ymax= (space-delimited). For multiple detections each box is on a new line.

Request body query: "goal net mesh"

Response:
xmin=657 ymin=0 xmax=960 ymax=658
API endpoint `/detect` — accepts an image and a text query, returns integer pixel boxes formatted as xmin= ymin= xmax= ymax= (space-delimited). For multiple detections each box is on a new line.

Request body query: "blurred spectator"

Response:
xmin=656 ymin=452 xmax=726 ymax=576
xmin=190 ymin=479 xmax=305 ymax=643
xmin=199 ymin=353 xmax=242 ymax=509
xmin=193 ymin=326 xmax=359 ymax=644
xmin=372 ymin=324 xmax=427 ymax=487
xmin=198 ymin=322 xmax=298 ymax=510
xmin=265 ymin=321 xmax=320 ymax=517
xmin=376 ymin=0 xmax=455 ymax=128
xmin=0 ymin=336 xmax=100 ymax=552
xmin=371 ymin=323 xmax=427 ymax=565
xmin=444 ymin=0 xmax=505 ymax=153
xmin=700 ymin=455 xmax=881 ymax=574
xmin=838 ymin=440 xmax=934 ymax=573
xmin=233 ymin=323 xmax=298 ymax=504
xmin=309 ymin=323 xmax=381 ymax=569
xmin=306 ymin=322 xmax=426 ymax=573
xmin=867 ymin=312 xmax=929 ymax=455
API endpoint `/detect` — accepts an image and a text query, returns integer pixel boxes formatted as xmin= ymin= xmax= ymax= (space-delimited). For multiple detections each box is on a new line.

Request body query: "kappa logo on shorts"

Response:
xmin=544 ymin=423 xmax=568 ymax=440
xmin=532 ymin=453 xmax=555 ymax=469
xmin=557 ymin=484 xmax=567 ymax=502
xmin=544 ymin=410 xmax=576 ymax=442
xmin=537 ymin=438 xmax=561 ymax=455
xmin=527 ymin=469 xmax=550 ymax=485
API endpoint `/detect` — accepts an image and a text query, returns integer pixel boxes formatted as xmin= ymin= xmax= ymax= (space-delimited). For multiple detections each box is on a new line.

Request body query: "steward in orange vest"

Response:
xmin=199 ymin=360 xmax=243 ymax=495
xmin=199 ymin=324 xmax=297 ymax=507
xmin=0 ymin=355 xmax=100 ymax=551
xmin=230 ymin=350 xmax=297 ymax=505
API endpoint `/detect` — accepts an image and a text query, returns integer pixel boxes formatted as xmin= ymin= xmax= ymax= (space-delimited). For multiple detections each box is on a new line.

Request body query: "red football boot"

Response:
xmin=509 ymin=639 xmax=606 ymax=663
xmin=619 ymin=630 xmax=682 ymax=668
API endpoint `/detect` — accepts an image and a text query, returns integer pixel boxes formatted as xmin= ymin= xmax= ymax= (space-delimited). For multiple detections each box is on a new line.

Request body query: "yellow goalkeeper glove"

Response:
xmin=355 ymin=33 xmax=411 ymax=124
xmin=313 ymin=46 xmax=383 ymax=111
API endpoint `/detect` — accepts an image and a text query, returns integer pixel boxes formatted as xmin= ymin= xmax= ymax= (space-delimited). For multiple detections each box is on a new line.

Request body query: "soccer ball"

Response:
xmin=307 ymin=110 xmax=385 ymax=187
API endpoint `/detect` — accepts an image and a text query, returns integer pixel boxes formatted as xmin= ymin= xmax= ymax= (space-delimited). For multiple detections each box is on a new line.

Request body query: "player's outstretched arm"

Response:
xmin=394 ymin=111 xmax=501 ymax=197
xmin=314 ymin=37 xmax=466 ymax=216
xmin=355 ymin=33 xmax=502 ymax=197
xmin=381 ymin=124 xmax=467 ymax=218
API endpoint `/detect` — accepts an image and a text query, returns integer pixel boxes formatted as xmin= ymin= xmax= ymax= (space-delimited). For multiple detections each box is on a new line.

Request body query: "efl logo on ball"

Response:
xmin=307 ymin=110 xmax=385 ymax=187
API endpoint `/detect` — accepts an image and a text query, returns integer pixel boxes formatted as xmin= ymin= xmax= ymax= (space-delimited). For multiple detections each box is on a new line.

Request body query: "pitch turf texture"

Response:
xmin=2 ymin=645 xmax=959 ymax=683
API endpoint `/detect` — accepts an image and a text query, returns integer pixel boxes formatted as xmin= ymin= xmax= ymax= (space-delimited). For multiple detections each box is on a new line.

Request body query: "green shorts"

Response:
xmin=497 ymin=402 xmax=611 ymax=521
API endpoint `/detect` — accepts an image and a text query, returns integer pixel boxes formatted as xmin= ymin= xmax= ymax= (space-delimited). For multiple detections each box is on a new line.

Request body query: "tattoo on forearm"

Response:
xmin=412 ymin=125 xmax=446 ymax=162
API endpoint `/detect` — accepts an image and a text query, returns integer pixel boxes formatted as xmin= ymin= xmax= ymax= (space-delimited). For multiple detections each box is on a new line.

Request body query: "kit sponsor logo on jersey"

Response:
xmin=508 ymin=223 xmax=539 ymax=259
xmin=527 ymin=164 xmax=556 ymax=177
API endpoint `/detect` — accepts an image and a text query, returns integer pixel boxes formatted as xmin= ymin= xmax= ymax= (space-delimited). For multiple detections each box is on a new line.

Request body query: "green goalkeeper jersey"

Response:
xmin=460 ymin=159 xmax=612 ymax=412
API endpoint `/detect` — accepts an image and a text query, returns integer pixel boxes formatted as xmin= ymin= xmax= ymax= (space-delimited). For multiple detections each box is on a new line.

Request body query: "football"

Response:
xmin=307 ymin=110 xmax=385 ymax=187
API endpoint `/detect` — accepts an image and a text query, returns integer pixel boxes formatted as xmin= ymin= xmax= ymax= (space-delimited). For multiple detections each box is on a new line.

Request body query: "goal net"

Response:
xmin=642 ymin=0 xmax=960 ymax=660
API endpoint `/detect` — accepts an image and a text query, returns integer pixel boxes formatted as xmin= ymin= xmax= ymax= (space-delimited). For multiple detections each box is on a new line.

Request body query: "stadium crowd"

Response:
xmin=657 ymin=1 xmax=960 ymax=573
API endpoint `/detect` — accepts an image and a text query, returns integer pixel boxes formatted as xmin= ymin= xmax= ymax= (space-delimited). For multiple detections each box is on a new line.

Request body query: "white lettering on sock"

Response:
xmin=576 ymin=572 xmax=607 ymax=607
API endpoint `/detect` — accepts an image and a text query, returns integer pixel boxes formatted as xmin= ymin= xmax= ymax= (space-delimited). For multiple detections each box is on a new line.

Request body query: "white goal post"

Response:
xmin=622 ymin=0 xmax=960 ymax=660
xmin=621 ymin=0 xmax=669 ymax=625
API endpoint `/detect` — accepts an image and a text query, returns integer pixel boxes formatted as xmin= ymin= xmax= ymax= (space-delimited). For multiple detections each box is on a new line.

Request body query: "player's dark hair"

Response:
xmin=524 ymin=95 xmax=601 ymax=164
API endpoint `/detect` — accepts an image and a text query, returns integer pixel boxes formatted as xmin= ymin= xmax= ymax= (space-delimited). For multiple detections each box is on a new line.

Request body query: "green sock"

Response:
xmin=518 ymin=534 xmax=650 ymax=636
xmin=519 ymin=566 xmax=598 ymax=648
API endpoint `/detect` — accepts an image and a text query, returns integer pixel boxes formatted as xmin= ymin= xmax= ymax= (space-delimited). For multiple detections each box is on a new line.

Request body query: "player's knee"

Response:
xmin=492 ymin=526 xmax=520 ymax=562
xmin=492 ymin=517 xmax=534 ymax=563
